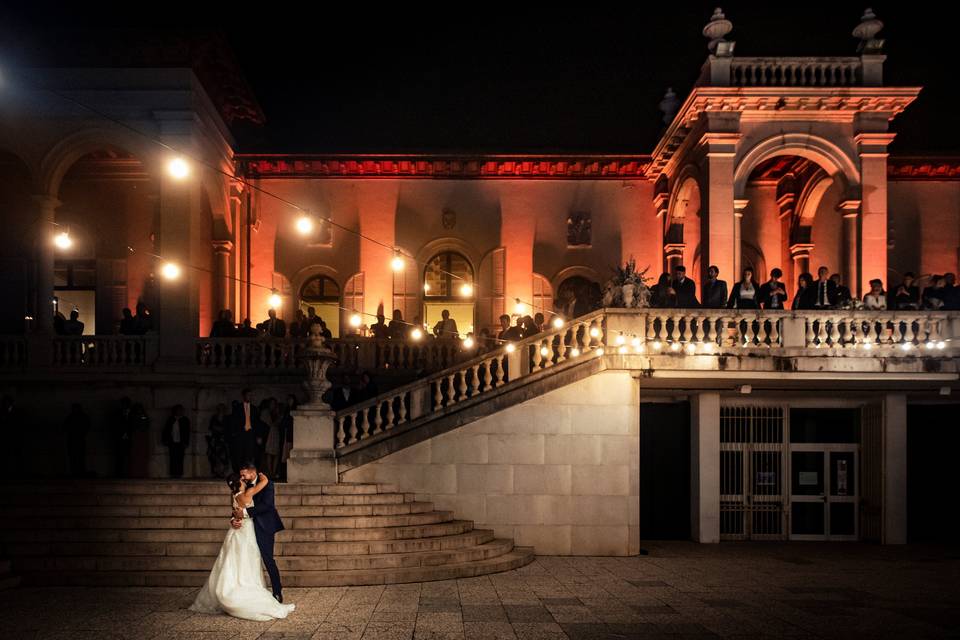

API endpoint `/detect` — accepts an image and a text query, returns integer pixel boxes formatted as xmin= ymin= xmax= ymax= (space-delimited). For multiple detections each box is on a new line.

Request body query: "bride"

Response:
xmin=190 ymin=472 xmax=296 ymax=621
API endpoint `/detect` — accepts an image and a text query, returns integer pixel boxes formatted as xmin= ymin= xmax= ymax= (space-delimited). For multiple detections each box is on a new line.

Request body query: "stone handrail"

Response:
xmin=0 ymin=336 xmax=27 ymax=369
xmin=334 ymin=311 xmax=608 ymax=449
xmin=195 ymin=337 xmax=302 ymax=370
xmin=794 ymin=310 xmax=951 ymax=350
xmin=730 ymin=57 xmax=862 ymax=87
xmin=52 ymin=335 xmax=155 ymax=367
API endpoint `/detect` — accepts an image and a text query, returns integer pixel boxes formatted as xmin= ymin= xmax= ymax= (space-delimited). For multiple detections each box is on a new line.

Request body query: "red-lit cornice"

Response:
xmin=238 ymin=154 xmax=652 ymax=180
xmin=888 ymin=158 xmax=960 ymax=180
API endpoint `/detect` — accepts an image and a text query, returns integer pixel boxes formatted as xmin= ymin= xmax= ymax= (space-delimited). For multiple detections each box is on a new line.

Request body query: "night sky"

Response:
xmin=1 ymin=2 xmax=957 ymax=155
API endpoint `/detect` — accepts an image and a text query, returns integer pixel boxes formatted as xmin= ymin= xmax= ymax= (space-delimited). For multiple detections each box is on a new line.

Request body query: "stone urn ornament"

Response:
xmin=703 ymin=8 xmax=734 ymax=55
xmin=853 ymin=8 xmax=884 ymax=53
xmin=299 ymin=323 xmax=338 ymax=409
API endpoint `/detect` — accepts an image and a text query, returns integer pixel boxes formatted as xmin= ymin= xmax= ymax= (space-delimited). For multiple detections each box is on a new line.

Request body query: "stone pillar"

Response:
xmin=288 ymin=327 xmax=339 ymax=483
xmin=212 ymin=240 xmax=233 ymax=317
xmin=882 ymin=393 xmax=907 ymax=544
xmin=32 ymin=195 xmax=61 ymax=334
xmin=500 ymin=185 xmax=541 ymax=307
xmin=733 ymin=199 xmax=749 ymax=279
xmin=701 ymin=130 xmax=741 ymax=283
xmin=357 ymin=182 xmax=399 ymax=319
xmin=838 ymin=200 xmax=861 ymax=298
xmin=690 ymin=392 xmax=720 ymax=543
xmin=790 ymin=244 xmax=813 ymax=279
xmin=663 ymin=244 xmax=685 ymax=274
xmin=857 ymin=133 xmax=896 ymax=296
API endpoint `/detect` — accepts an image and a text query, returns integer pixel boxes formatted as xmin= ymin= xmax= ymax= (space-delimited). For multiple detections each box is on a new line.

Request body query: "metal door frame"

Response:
xmin=788 ymin=443 xmax=859 ymax=541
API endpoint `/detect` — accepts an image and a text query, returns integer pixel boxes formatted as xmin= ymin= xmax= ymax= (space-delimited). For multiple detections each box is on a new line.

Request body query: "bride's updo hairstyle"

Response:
xmin=226 ymin=473 xmax=242 ymax=494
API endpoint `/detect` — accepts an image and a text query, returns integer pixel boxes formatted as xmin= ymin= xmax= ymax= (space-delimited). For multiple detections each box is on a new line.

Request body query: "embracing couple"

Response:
xmin=190 ymin=461 xmax=296 ymax=621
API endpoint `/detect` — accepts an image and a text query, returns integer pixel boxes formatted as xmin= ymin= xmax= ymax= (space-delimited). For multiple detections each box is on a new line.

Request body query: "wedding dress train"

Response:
xmin=189 ymin=495 xmax=295 ymax=621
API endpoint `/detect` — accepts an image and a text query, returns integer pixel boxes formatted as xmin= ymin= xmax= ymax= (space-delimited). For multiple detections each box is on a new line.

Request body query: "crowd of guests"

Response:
xmin=649 ymin=265 xmax=960 ymax=312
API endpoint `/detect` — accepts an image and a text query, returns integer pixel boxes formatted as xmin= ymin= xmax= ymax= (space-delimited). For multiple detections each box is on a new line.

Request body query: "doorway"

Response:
xmin=789 ymin=446 xmax=858 ymax=540
xmin=640 ymin=402 xmax=690 ymax=540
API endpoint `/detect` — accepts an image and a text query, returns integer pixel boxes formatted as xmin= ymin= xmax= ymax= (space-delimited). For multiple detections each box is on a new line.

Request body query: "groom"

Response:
xmin=232 ymin=461 xmax=285 ymax=602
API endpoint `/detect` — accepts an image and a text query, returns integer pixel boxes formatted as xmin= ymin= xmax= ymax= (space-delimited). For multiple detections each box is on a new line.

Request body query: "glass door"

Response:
xmin=789 ymin=446 xmax=858 ymax=540
xmin=790 ymin=450 xmax=825 ymax=539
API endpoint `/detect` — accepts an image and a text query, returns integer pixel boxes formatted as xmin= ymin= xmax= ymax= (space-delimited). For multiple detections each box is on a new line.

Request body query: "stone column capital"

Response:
xmin=837 ymin=199 xmax=862 ymax=218
xmin=789 ymin=243 xmax=814 ymax=259
xmin=212 ymin=239 xmax=234 ymax=254
xmin=733 ymin=199 xmax=749 ymax=216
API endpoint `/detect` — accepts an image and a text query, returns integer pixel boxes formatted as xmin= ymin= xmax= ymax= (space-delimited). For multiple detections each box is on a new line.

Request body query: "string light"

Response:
xmin=295 ymin=215 xmax=314 ymax=235
xmin=670 ymin=342 xmax=681 ymax=352
xmin=463 ymin=336 xmax=475 ymax=349
xmin=268 ymin=291 xmax=282 ymax=309
xmin=410 ymin=327 xmax=423 ymax=341
xmin=514 ymin=299 xmax=527 ymax=315
xmin=703 ymin=342 xmax=715 ymax=353
xmin=160 ymin=262 xmax=182 ymax=280
xmin=652 ymin=340 xmax=662 ymax=350
xmin=615 ymin=334 xmax=626 ymax=346
xmin=570 ymin=347 xmax=581 ymax=357
xmin=53 ymin=230 xmax=73 ymax=250
xmin=862 ymin=341 xmax=873 ymax=351
xmin=685 ymin=343 xmax=697 ymax=355
xmin=505 ymin=343 xmax=516 ymax=353
xmin=937 ymin=341 xmax=946 ymax=350
xmin=459 ymin=283 xmax=474 ymax=297
xmin=589 ymin=327 xmax=600 ymax=338
xmin=167 ymin=157 xmax=190 ymax=180
xmin=900 ymin=342 xmax=912 ymax=351
xmin=617 ymin=345 xmax=628 ymax=354
xmin=595 ymin=347 xmax=605 ymax=356
xmin=539 ymin=346 xmax=550 ymax=357
xmin=552 ymin=317 xmax=564 ymax=329
xmin=391 ymin=252 xmax=405 ymax=272
xmin=423 ymin=283 xmax=431 ymax=293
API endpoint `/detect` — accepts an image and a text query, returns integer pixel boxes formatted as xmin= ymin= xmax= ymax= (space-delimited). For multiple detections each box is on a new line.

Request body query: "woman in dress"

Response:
xmin=863 ymin=279 xmax=887 ymax=310
xmin=727 ymin=267 xmax=758 ymax=309
xmin=190 ymin=473 xmax=295 ymax=621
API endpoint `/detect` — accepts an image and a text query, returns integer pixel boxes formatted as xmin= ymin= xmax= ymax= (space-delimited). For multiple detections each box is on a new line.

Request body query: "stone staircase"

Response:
xmin=0 ymin=480 xmax=533 ymax=587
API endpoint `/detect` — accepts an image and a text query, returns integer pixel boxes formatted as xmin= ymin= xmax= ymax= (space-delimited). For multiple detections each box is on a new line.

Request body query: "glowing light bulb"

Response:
xmin=589 ymin=327 xmax=600 ymax=338
xmin=685 ymin=343 xmax=697 ymax=355
xmin=652 ymin=340 xmax=662 ymax=351
xmin=423 ymin=283 xmax=431 ymax=293
xmin=703 ymin=342 xmax=715 ymax=353
xmin=634 ymin=342 xmax=646 ymax=354
xmin=630 ymin=337 xmax=640 ymax=348
xmin=410 ymin=327 xmax=423 ymax=341
xmin=552 ymin=317 xmax=564 ymax=329
xmin=863 ymin=341 xmax=873 ymax=351
xmin=900 ymin=342 xmax=912 ymax=351
xmin=615 ymin=334 xmax=626 ymax=346
xmin=54 ymin=231 xmax=73 ymax=250
xmin=295 ymin=215 xmax=314 ymax=235
xmin=670 ymin=342 xmax=681 ymax=352
xmin=617 ymin=345 xmax=628 ymax=354
xmin=505 ymin=343 xmax=516 ymax=353
xmin=268 ymin=292 xmax=282 ymax=309
xmin=937 ymin=341 xmax=946 ymax=350
xmin=349 ymin=313 xmax=362 ymax=328
xmin=167 ymin=157 xmax=190 ymax=180
xmin=514 ymin=300 xmax=527 ymax=315
xmin=540 ymin=346 xmax=550 ymax=357
xmin=463 ymin=337 xmax=475 ymax=349
xmin=595 ymin=347 xmax=605 ymax=356
xmin=570 ymin=347 xmax=581 ymax=357
xmin=925 ymin=341 xmax=935 ymax=350
xmin=160 ymin=262 xmax=182 ymax=280
xmin=391 ymin=253 xmax=405 ymax=271
xmin=459 ymin=283 xmax=473 ymax=297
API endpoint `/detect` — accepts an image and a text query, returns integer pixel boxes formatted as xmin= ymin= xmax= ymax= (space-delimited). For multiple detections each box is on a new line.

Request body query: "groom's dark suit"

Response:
xmin=245 ymin=479 xmax=284 ymax=597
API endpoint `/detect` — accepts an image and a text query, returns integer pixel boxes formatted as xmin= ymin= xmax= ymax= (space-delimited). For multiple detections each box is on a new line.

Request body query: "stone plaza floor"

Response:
xmin=3 ymin=542 xmax=960 ymax=640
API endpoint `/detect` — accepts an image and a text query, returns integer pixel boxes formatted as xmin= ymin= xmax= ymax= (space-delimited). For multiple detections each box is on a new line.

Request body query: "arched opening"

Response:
xmin=54 ymin=146 xmax=160 ymax=335
xmin=532 ymin=273 xmax=554 ymax=319
xmin=667 ymin=176 xmax=702 ymax=279
xmin=299 ymin=274 xmax=341 ymax=337
xmin=556 ymin=275 xmax=602 ymax=318
xmin=423 ymin=250 xmax=475 ymax=336
xmin=0 ymin=151 xmax=36 ymax=333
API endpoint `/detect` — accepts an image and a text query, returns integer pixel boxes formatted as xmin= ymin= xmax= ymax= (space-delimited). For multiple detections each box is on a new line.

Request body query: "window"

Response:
xmin=424 ymin=252 xmax=473 ymax=299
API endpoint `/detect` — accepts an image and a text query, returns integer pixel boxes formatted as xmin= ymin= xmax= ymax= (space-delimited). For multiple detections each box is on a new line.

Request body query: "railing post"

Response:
xmin=409 ymin=385 xmax=431 ymax=420
xmin=781 ymin=315 xmax=806 ymax=348
xmin=506 ymin=347 xmax=528 ymax=382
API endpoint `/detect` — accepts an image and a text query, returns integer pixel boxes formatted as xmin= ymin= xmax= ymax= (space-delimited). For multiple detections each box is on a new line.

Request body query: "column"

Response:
xmin=690 ymin=392 xmax=720 ymax=543
xmin=882 ymin=393 xmax=907 ymax=544
xmin=733 ymin=199 xmax=749 ymax=279
xmin=790 ymin=243 xmax=813 ymax=278
xmin=701 ymin=131 xmax=741 ymax=283
xmin=664 ymin=244 xmax=685 ymax=273
xmin=857 ymin=133 xmax=896 ymax=296
xmin=212 ymin=240 xmax=233 ymax=316
xmin=838 ymin=199 xmax=861 ymax=298
xmin=357 ymin=182 xmax=399 ymax=319
xmin=500 ymin=185 xmax=540 ymax=307
xmin=32 ymin=195 xmax=61 ymax=334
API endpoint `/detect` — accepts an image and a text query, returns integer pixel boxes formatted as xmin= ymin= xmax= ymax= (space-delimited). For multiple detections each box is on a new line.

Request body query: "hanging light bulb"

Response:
xmin=268 ymin=291 xmax=282 ymax=309
xmin=595 ymin=347 xmax=605 ymax=356
xmin=160 ymin=262 xmax=182 ymax=280
xmin=617 ymin=345 xmax=628 ymax=354
xmin=540 ymin=346 xmax=550 ymax=357
xmin=685 ymin=343 xmax=697 ymax=355
xmin=295 ymin=215 xmax=314 ymax=235
xmin=423 ymin=282 xmax=431 ymax=293
xmin=410 ymin=327 xmax=423 ymax=341
xmin=463 ymin=336 xmax=475 ymax=349
xmin=551 ymin=317 xmax=564 ymax=329
xmin=652 ymin=340 xmax=662 ymax=351
xmin=670 ymin=342 xmax=681 ymax=352
xmin=505 ymin=343 xmax=516 ymax=353
xmin=570 ymin=347 xmax=581 ymax=357
xmin=459 ymin=282 xmax=474 ymax=297
xmin=514 ymin=299 xmax=527 ymax=315
xmin=167 ymin=157 xmax=190 ymax=180
xmin=615 ymin=334 xmax=626 ymax=346
xmin=54 ymin=230 xmax=73 ymax=250
xmin=349 ymin=313 xmax=362 ymax=328
xmin=589 ymin=327 xmax=600 ymax=338
xmin=391 ymin=252 xmax=405 ymax=272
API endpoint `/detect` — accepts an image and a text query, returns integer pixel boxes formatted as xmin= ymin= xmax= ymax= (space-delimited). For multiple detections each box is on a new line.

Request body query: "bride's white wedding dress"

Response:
xmin=189 ymin=493 xmax=295 ymax=621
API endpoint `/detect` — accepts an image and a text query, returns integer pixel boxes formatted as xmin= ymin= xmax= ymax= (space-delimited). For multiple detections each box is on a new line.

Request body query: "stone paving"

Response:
xmin=3 ymin=542 xmax=960 ymax=640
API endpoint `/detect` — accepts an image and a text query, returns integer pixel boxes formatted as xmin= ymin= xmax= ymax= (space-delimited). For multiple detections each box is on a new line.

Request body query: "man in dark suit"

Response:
xmin=261 ymin=309 xmax=286 ymax=338
xmin=813 ymin=266 xmax=838 ymax=308
xmin=702 ymin=265 xmax=728 ymax=308
xmin=830 ymin=274 xmax=851 ymax=306
xmin=758 ymin=268 xmax=788 ymax=310
xmin=671 ymin=265 xmax=699 ymax=308
xmin=233 ymin=462 xmax=285 ymax=602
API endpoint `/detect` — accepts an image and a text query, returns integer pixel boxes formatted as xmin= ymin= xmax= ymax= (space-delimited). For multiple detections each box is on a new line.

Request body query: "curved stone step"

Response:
xmin=3 ymin=501 xmax=435 ymax=518
xmin=0 ymin=519 xmax=476 ymax=543
xmin=2 ymin=481 xmax=399 ymax=495
xmin=7 ymin=510 xmax=455 ymax=531
xmin=3 ymin=529 xmax=496 ymax=558
xmin=13 ymin=539 xmax=516 ymax=573
xmin=18 ymin=547 xmax=536 ymax=587
xmin=0 ymin=492 xmax=417 ymax=507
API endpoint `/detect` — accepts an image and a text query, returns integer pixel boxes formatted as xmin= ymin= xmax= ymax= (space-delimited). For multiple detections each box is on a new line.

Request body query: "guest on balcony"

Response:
xmin=831 ymin=273 xmax=852 ymax=306
xmin=133 ymin=301 xmax=153 ymax=334
xmin=533 ymin=313 xmax=545 ymax=333
xmin=288 ymin=310 xmax=307 ymax=338
xmin=211 ymin=310 xmax=238 ymax=338
xmin=922 ymin=275 xmax=947 ymax=310
xmin=370 ymin=311 xmax=390 ymax=339
xmin=671 ymin=265 xmax=699 ymax=307
xmin=944 ymin=273 xmax=959 ymax=310
xmin=499 ymin=315 xmax=524 ymax=342
xmin=727 ymin=267 xmax=758 ymax=309
xmin=864 ymin=279 xmax=887 ymax=310
xmin=388 ymin=309 xmax=407 ymax=339
xmin=891 ymin=272 xmax=920 ymax=310
xmin=792 ymin=273 xmax=817 ymax=310
xmin=758 ymin=269 xmax=787 ymax=310
xmin=259 ymin=309 xmax=286 ymax=338
xmin=63 ymin=309 xmax=85 ymax=336
xmin=813 ymin=266 xmax=838 ymax=308
xmin=650 ymin=273 xmax=677 ymax=308
xmin=702 ymin=265 xmax=728 ymax=309
xmin=119 ymin=308 xmax=138 ymax=335
xmin=162 ymin=404 xmax=191 ymax=479
xmin=433 ymin=309 xmax=459 ymax=339
xmin=238 ymin=318 xmax=258 ymax=338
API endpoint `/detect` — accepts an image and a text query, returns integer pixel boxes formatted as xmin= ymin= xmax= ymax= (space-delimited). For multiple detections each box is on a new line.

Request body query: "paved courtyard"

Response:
xmin=4 ymin=542 xmax=960 ymax=640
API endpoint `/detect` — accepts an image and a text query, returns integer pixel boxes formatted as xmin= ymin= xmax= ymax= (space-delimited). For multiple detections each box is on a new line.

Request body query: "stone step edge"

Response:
xmin=2 ymin=482 xmax=400 ymax=495
xmin=2 ymin=501 xmax=436 ymax=517
xmin=18 ymin=548 xmax=536 ymax=587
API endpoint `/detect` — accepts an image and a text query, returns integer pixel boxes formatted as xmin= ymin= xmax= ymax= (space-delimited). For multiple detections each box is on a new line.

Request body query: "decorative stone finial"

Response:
xmin=853 ymin=8 xmax=884 ymax=53
xmin=703 ymin=8 xmax=735 ymax=56
xmin=299 ymin=323 xmax=338 ymax=408
xmin=659 ymin=88 xmax=680 ymax=126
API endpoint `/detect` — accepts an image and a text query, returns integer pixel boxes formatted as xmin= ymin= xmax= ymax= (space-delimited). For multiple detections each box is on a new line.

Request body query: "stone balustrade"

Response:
xmin=195 ymin=338 xmax=302 ymax=371
xmin=51 ymin=335 xmax=155 ymax=367
xmin=730 ymin=57 xmax=862 ymax=87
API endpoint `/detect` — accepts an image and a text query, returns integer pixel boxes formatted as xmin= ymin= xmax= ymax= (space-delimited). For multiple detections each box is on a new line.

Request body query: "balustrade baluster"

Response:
xmin=556 ymin=333 xmax=567 ymax=363
xmin=469 ymin=364 xmax=480 ymax=397
xmin=397 ymin=394 xmax=407 ymax=424
xmin=373 ymin=402 xmax=385 ymax=434
xmin=483 ymin=360 xmax=493 ymax=391
xmin=743 ymin=317 xmax=757 ymax=347
xmin=457 ymin=370 xmax=468 ymax=400
xmin=890 ymin=317 xmax=903 ymax=346
xmin=532 ymin=342 xmax=543 ymax=369
xmin=445 ymin=373 xmax=456 ymax=405
xmin=828 ymin=316 xmax=841 ymax=347
xmin=385 ymin=399 xmax=396 ymax=430
xmin=433 ymin=380 xmax=443 ymax=412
